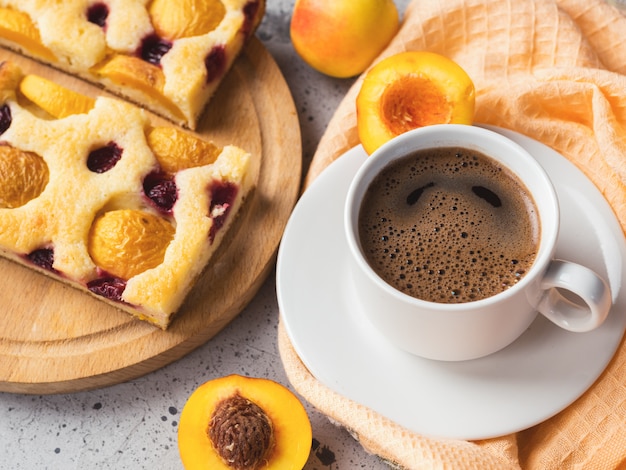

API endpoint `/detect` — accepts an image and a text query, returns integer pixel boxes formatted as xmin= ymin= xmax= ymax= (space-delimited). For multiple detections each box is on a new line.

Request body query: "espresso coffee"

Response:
xmin=358 ymin=146 xmax=540 ymax=303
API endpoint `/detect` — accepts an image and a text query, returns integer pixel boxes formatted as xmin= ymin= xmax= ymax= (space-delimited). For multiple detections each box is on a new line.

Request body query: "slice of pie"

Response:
xmin=0 ymin=61 xmax=254 ymax=329
xmin=0 ymin=0 xmax=266 ymax=129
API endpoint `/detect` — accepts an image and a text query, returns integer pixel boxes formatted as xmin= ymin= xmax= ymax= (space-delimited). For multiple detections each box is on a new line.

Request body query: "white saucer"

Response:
xmin=276 ymin=127 xmax=626 ymax=441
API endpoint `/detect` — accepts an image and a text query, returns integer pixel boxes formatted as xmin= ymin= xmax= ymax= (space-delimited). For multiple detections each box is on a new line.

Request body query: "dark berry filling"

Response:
xmin=138 ymin=34 xmax=173 ymax=66
xmin=87 ymin=141 xmax=123 ymax=173
xmin=143 ymin=171 xmax=178 ymax=213
xmin=205 ymin=45 xmax=227 ymax=83
xmin=0 ymin=104 xmax=11 ymax=135
xmin=26 ymin=248 xmax=57 ymax=273
xmin=208 ymin=180 xmax=238 ymax=243
xmin=87 ymin=277 xmax=127 ymax=302
xmin=87 ymin=3 xmax=109 ymax=28
xmin=242 ymin=0 xmax=261 ymax=37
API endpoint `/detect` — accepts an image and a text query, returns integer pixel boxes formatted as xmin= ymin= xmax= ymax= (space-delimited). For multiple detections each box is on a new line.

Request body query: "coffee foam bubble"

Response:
xmin=358 ymin=147 xmax=540 ymax=303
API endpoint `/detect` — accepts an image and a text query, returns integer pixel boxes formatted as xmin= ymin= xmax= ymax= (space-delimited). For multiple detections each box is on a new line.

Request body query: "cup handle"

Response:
xmin=536 ymin=260 xmax=612 ymax=332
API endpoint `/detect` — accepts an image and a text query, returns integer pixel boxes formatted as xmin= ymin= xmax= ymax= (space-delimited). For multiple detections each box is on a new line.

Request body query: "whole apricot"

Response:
xmin=356 ymin=51 xmax=475 ymax=154
xmin=290 ymin=0 xmax=399 ymax=78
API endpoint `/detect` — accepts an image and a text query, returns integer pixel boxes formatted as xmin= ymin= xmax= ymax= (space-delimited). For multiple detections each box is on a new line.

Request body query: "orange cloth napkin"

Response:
xmin=278 ymin=0 xmax=626 ymax=468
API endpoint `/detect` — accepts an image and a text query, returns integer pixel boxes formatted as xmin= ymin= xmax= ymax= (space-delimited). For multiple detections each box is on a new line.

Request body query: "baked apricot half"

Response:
xmin=19 ymin=74 xmax=95 ymax=119
xmin=178 ymin=375 xmax=312 ymax=470
xmin=146 ymin=126 xmax=221 ymax=174
xmin=0 ymin=145 xmax=49 ymax=208
xmin=356 ymin=51 xmax=475 ymax=155
xmin=88 ymin=209 xmax=175 ymax=280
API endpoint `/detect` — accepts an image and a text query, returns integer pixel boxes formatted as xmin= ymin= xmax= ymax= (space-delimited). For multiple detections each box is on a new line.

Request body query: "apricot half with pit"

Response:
xmin=178 ymin=375 xmax=312 ymax=470
xmin=356 ymin=51 xmax=476 ymax=155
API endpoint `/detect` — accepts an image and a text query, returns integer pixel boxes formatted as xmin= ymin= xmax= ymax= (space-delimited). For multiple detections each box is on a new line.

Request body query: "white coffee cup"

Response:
xmin=345 ymin=124 xmax=612 ymax=361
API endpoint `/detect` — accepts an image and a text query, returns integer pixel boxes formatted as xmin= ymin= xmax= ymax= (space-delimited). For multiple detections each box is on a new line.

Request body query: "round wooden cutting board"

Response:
xmin=0 ymin=38 xmax=302 ymax=394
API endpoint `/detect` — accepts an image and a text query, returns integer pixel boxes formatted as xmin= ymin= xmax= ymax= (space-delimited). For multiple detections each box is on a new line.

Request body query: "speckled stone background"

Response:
xmin=0 ymin=1 xmax=410 ymax=469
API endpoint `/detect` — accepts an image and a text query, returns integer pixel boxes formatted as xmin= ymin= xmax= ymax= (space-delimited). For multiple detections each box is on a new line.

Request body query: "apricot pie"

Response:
xmin=0 ymin=0 xmax=266 ymax=129
xmin=0 ymin=61 xmax=254 ymax=329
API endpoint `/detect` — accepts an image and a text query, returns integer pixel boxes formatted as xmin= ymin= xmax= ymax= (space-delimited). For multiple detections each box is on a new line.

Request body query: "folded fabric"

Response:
xmin=280 ymin=0 xmax=626 ymax=468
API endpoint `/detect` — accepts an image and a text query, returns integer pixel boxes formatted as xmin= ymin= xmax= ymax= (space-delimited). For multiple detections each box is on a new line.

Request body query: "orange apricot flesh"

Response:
xmin=0 ymin=7 xmax=56 ymax=61
xmin=88 ymin=209 xmax=175 ymax=280
xmin=146 ymin=127 xmax=221 ymax=174
xmin=0 ymin=61 xmax=23 ymax=103
xmin=19 ymin=74 xmax=95 ymax=119
xmin=356 ymin=51 xmax=476 ymax=155
xmin=149 ymin=0 xmax=226 ymax=40
xmin=178 ymin=375 xmax=312 ymax=470
xmin=93 ymin=55 xmax=185 ymax=122
xmin=0 ymin=145 xmax=49 ymax=208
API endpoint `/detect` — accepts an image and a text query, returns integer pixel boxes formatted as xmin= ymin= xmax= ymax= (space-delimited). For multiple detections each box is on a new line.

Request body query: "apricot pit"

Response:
xmin=356 ymin=51 xmax=475 ymax=154
xmin=178 ymin=375 xmax=312 ymax=470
